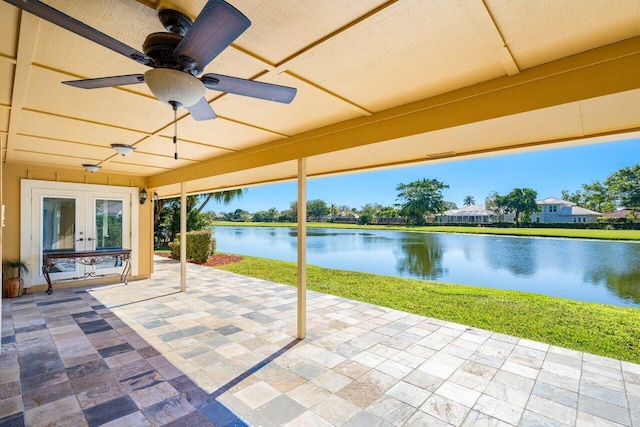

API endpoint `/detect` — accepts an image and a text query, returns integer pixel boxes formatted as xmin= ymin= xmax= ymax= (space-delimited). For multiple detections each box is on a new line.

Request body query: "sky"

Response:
xmin=205 ymin=138 xmax=640 ymax=214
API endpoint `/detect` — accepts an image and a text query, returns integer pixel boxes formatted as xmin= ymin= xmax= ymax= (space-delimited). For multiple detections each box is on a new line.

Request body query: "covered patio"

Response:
xmin=2 ymin=257 xmax=639 ymax=426
xmin=2 ymin=1 xmax=640 ymax=425
xmin=2 ymin=2 xmax=640 ymax=309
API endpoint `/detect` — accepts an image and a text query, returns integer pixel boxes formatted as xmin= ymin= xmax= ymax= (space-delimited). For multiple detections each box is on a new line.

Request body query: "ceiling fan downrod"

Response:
xmin=170 ymin=101 xmax=180 ymax=160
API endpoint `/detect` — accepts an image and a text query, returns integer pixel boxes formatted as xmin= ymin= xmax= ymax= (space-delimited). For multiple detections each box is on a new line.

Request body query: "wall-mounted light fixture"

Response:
xmin=111 ymin=143 xmax=136 ymax=156
xmin=82 ymin=164 xmax=101 ymax=173
xmin=152 ymin=191 xmax=159 ymax=203
xmin=140 ymin=188 xmax=148 ymax=205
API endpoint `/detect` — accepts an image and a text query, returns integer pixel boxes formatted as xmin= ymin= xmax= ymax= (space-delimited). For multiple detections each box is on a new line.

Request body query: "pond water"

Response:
xmin=213 ymin=226 xmax=640 ymax=308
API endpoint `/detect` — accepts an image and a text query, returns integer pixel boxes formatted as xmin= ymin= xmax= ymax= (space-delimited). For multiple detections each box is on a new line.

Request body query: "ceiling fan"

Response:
xmin=4 ymin=0 xmax=297 ymax=122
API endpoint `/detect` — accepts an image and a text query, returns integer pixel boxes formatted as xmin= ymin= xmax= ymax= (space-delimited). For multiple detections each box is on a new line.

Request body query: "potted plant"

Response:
xmin=3 ymin=259 xmax=30 ymax=298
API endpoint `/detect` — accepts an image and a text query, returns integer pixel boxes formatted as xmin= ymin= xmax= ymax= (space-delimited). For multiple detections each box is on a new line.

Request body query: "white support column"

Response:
xmin=297 ymin=158 xmax=307 ymax=339
xmin=180 ymin=182 xmax=187 ymax=292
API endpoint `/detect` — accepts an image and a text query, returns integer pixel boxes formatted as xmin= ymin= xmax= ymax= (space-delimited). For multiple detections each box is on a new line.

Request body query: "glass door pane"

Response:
xmin=42 ymin=197 xmax=78 ymax=273
xmin=93 ymin=199 xmax=124 ymax=269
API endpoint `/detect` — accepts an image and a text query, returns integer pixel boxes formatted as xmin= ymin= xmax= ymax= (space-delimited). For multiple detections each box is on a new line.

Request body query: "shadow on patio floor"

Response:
xmin=2 ymin=256 xmax=640 ymax=426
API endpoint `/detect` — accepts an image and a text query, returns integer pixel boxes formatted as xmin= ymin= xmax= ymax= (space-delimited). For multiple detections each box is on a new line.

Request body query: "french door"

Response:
xmin=21 ymin=180 xmax=138 ymax=287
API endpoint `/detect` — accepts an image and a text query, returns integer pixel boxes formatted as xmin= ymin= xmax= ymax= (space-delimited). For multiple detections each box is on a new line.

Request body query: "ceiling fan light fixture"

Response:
xmin=144 ymin=68 xmax=205 ymax=107
xmin=82 ymin=164 xmax=101 ymax=173
xmin=111 ymin=143 xmax=136 ymax=156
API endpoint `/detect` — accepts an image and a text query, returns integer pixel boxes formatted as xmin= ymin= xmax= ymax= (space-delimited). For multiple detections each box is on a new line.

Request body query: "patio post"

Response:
xmin=180 ymin=182 xmax=186 ymax=292
xmin=297 ymin=158 xmax=307 ymax=339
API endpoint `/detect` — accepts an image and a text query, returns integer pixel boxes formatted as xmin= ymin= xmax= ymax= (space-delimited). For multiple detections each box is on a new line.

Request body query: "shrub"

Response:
xmin=358 ymin=213 xmax=372 ymax=225
xmin=169 ymin=230 xmax=215 ymax=263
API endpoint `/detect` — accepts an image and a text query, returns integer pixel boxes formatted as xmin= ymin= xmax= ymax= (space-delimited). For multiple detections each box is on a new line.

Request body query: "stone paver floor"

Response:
xmin=1 ymin=257 xmax=639 ymax=426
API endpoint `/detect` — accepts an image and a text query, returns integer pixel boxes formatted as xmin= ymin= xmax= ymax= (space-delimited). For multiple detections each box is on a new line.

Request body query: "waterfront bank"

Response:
xmin=211 ymin=221 xmax=640 ymax=241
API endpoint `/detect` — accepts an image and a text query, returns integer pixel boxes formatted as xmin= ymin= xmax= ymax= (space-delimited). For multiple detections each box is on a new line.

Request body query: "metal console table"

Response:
xmin=42 ymin=249 xmax=132 ymax=295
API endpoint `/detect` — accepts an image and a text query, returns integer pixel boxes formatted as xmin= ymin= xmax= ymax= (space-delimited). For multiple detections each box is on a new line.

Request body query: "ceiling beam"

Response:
xmin=479 ymin=0 xmax=519 ymax=76
xmin=5 ymin=11 xmax=40 ymax=163
xmin=149 ymin=36 xmax=640 ymax=189
xmin=223 ymin=2 xmax=399 ymax=117
xmin=149 ymin=37 xmax=640 ymax=187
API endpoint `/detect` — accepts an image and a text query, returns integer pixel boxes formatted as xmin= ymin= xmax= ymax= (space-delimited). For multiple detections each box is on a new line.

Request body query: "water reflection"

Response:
xmin=581 ymin=242 xmax=640 ymax=304
xmin=395 ymin=234 xmax=447 ymax=279
xmin=289 ymin=229 xmax=389 ymax=254
xmin=213 ymin=226 xmax=640 ymax=307
xmin=586 ymin=269 xmax=640 ymax=305
xmin=605 ymin=271 xmax=640 ymax=305
xmin=483 ymin=237 xmax=537 ymax=277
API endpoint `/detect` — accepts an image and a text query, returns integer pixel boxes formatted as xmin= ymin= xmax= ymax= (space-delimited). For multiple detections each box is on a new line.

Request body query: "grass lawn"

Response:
xmin=211 ymin=221 xmax=640 ymax=241
xmin=215 ymin=254 xmax=640 ymax=363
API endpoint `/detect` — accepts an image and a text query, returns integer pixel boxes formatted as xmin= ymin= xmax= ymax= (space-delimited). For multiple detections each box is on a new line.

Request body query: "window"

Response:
xmin=549 ymin=205 xmax=557 ymax=213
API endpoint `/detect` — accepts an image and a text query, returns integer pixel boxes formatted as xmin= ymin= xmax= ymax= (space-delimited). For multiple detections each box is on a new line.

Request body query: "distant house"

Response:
xmin=601 ymin=209 xmax=640 ymax=223
xmin=438 ymin=198 xmax=602 ymax=224
xmin=437 ymin=204 xmax=514 ymax=224
xmin=332 ymin=216 xmax=359 ymax=224
xmin=533 ymin=197 xmax=601 ymax=223
xmin=375 ymin=217 xmax=407 ymax=225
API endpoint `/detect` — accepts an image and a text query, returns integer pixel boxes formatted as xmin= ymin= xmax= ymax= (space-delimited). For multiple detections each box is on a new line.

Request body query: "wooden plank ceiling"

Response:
xmin=1 ymin=0 xmax=640 ymax=197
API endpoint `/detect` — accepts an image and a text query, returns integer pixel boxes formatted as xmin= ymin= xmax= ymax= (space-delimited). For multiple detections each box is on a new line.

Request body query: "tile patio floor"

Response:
xmin=1 ymin=256 xmax=639 ymax=426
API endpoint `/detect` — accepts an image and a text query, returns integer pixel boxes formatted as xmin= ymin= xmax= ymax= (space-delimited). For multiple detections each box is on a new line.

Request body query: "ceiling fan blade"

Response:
xmin=186 ymin=97 xmax=217 ymax=121
xmin=3 ymin=0 xmax=154 ymax=67
xmin=201 ymin=74 xmax=297 ymax=104
xmin=62 ymin=74 xmax=145 ymax=89
xmin=174 ymin=0 xmax=250 ymax=74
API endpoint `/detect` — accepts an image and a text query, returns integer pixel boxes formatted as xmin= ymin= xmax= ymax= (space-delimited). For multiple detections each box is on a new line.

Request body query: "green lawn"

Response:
xmin=211 ymin=221 xmax=640 ymax=241
xmin=216 ymin=254 xmax=640 ymax=363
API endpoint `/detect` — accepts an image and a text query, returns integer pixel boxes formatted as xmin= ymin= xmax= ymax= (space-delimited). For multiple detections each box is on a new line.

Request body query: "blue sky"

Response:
xmin=205 ymin=138 xmax=640 ymax=213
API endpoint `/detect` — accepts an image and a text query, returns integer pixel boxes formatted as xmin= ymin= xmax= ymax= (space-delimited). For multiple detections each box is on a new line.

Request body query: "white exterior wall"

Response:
xmin=533 ymin=205 xmax=565 ymax=223
xmin=534 ymin=203 xmax=599 ymax=223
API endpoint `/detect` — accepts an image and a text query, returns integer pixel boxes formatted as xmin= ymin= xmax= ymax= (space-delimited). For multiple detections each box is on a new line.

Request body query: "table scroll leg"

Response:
xmin=43 ymin=264 xmax=53 ymax=295
xmin=121 ymin=255 xmax=131 ymax=285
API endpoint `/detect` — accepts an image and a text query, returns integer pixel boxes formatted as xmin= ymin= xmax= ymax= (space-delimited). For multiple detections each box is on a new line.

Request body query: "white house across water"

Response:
xmin=439 ymin=198 xmax=601 ymax=224
xmin=533 ymin=197 xmax=601 ymax=224
xmin=438 ymin=204 xmax=515 ymax=224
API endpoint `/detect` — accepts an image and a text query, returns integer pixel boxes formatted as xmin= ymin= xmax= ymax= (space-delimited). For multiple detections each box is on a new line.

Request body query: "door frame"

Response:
xmin=20 ymin=179 xmax=139 ymax=288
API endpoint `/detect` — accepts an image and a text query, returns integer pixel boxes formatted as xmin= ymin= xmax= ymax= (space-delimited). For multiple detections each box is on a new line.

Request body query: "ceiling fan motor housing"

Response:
xmin=142 ymin=32 xmax=183 ymax=69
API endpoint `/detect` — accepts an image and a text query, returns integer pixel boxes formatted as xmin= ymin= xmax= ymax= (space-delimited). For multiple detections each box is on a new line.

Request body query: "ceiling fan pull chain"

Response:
xmin=173 ymin=103 xmax=178 ymax=160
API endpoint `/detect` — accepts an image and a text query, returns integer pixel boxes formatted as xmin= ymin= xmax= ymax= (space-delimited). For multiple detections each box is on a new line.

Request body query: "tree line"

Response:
xmin=561 ymin=164 xmax=639 ymax=213
xmin=154 ymin=163 xmax=639 ymax=245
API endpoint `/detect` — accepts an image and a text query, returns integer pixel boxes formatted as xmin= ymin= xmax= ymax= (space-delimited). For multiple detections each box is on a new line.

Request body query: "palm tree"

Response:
xmin=463 ymin=195 xmax=475 ymax=206
xmin=195 ymin=189 xmax=246 ymax=214
xmin=154 ymin=189 xmax=247 ymax=233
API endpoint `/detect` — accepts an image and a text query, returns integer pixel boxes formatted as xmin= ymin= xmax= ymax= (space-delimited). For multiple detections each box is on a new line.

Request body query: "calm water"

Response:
xmin=213 ymin=226 xmax=640 ymax=308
